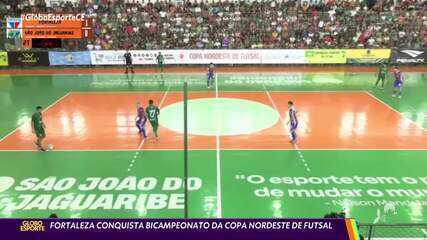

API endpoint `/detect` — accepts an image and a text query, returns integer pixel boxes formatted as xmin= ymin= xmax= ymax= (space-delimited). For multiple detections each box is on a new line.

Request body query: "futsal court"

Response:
xmin=0 ymin=67 xmax=426 ymax=228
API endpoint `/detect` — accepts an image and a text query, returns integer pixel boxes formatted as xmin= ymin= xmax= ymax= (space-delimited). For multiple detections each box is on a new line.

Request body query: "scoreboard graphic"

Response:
xmin=6 ymin=13 xmax=93 ymax=48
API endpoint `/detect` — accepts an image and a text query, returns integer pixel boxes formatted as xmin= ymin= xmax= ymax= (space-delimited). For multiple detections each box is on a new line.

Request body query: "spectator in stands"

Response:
xmin=0 ymin=0 xmax=426 ymax=51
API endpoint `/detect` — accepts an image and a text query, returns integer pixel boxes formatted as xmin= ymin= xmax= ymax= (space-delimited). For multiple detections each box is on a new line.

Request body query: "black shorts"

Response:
xmin=35 ymin=128 xmax=46 ymax=138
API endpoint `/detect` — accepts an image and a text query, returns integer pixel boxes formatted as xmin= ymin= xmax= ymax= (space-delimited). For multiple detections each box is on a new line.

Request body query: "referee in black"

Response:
xmin=124 ymin=49 xmax=134 ymax=74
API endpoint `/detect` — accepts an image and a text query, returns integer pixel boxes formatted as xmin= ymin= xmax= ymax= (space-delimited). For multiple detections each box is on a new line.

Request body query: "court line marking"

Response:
xmin=0 ymin=91 xmax=72 ymax=143
xmin=365 ymin=91 xmax=426 ymax=131
xmin=1 ymin=90 xmax=425 ymax=151
xmin=71 ymin=90 xmax=368 ymax=94
xmin=5 ymin=71 xmax=426 ymax=77
xmin=294 ymin=144 xmax=311 ymax=172
xmin=262 ymin=87 xmax=289 ymax=134
xmin=215 ymin=73 xmax=222 ymax=218
xmin=262 ymin=85 xmax=311 ymax=172
xmin=1 ymin=148 xmax=426 ymax=152
xmin=127 ymin=138 xmax=145 ymax=172
xmin=127 ymin=86 xmax=170 ymax=172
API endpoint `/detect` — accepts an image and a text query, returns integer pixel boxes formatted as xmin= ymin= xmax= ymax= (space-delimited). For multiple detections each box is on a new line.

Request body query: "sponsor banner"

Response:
xmin=175 ymin=49 xmax=262 ymax=64
xmin=305 ymin=50 xmax=347 ymax=64
xmin=90 ymin=50 xmax=126 ymax=65
xmin=49 ymin=51 xmax=91 ymax=65
xmin=261 ymin=50 xmax=305 ymax=64
xmin=391 ymin=49 xmax=425 ymax=64
xmin=8 ymin=51 xmax=49 ymax=66
xmin=346 ymin=49 xmax=391 ymax=64
xmin=86 ymin=49 xmax=398 ymax=65
xmin=0 ymin=52 xmax=8 ymax=66
xmin=0 ymin=218 xmax=359 ymax=240
xmin=90 ymin=50 xmax=263 ymax=65
xmin=91 ymin=50 xmax=306 ymax=65
xmin=131 ymin=50 xmax=178 ymax=64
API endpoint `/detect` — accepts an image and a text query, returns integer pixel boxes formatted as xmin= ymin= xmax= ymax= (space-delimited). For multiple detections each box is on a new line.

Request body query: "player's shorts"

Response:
xmin=377 ymin=73 xmax=385 ymax=79
xmin=35 ymin=128 xmax=46 ymax=138
xmin=126 ymin=61 xmax=132 ymax=66
xmin=208 ymin=73 xmax=214 ymax=79
xmin=393 ymin=81 xmax=403 ymax=88
xmin=149 ymin=120 xmax=159 ymax=129
xmin=290 ymin=122 xmax=298 ymax=132
xmin=136 ymin=119 xmax=146 ymax=127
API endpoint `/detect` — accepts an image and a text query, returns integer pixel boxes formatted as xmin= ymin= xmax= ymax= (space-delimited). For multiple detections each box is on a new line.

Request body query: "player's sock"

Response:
xmin=290 ymin=131 xmax=297 ymax=143
xmin=141 ymin=127 xmax=147 ymax=138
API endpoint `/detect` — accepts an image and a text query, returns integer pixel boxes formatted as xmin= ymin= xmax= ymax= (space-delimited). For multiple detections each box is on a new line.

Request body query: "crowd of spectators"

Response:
xmin=1 ymin=0 xmax=426 ymax=50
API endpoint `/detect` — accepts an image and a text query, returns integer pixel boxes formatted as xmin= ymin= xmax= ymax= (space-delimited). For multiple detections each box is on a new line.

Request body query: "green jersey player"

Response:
xmin=156 ymin=52 xmax=164 ymax=73
xmin=31 ymin=106 xmax=46 ymax=151
xmin=375 ymin=63 xmax=387 ymax=89
xmin=146 ymin=99 xmax=160 ymax=139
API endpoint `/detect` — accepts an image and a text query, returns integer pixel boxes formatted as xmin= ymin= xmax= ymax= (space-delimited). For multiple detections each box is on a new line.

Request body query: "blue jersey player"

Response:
xmin=287 ymin=101 xmax=298 ymax=144
xmin=392 ymin=66 xmax=404 ymax=99
xmin=135 ymin=102 xmax=147 ymax=138
xmin=207 ymin=63 xmax=215 ymax=88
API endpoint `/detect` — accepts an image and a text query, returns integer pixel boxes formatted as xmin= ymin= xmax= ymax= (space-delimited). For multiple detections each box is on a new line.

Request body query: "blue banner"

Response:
xmin=49 ymin=51 xmax=91 ymax=65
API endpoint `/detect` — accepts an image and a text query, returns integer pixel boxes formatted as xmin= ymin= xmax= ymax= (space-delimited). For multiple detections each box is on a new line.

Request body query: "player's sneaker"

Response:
xmin=397 ymin=95 xmax=402 ymax=99
xmin=36 ymin=144 xmax=46 ymax=152
xmin=34 ymin=141 xmax=43 ymax=150
xmin=392 ymin=94 xmax=396 ymax=97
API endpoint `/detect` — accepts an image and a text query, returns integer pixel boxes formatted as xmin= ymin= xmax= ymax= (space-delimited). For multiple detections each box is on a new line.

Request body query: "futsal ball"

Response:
xmin=48 ymin=144 xmax=54 ymax=151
